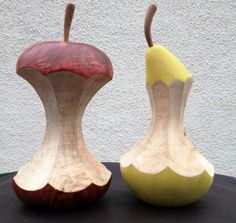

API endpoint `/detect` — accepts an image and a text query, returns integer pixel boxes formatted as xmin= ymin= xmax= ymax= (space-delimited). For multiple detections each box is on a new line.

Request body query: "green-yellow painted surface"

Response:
xmin=121 ymin=165 xmax=213 ymax=207
xmin=146 ymin=45 xmax=192 ymax=85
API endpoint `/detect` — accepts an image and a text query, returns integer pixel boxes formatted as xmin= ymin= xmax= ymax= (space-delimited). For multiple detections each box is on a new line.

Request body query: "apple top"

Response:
xmin=16 ymin=3 xmax=113 ymax=78
xmin=16 ymin=41 xmax=113 ymax=78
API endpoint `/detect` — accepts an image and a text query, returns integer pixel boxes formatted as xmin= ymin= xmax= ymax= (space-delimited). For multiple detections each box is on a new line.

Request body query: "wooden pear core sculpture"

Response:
xmin=13 ymin=4 xmax=112 ymax=208
xmin=120 ymin=4 xmax=214 ymax=207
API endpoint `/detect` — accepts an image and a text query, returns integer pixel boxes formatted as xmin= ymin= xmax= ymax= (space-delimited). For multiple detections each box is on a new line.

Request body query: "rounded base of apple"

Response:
xmin=121 ymin=165 xmax=213 ymax=207
xmin=12 ymin=177 xmax=111 ymax=209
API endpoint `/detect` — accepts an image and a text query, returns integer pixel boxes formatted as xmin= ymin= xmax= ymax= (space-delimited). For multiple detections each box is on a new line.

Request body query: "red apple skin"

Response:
xmin=14 ymin=41 xmax=113 ymax=209
xmin=16 ymin=41 xmax=113 ymax=78
xmin=12 ymin=176 xmax=111 ymax=209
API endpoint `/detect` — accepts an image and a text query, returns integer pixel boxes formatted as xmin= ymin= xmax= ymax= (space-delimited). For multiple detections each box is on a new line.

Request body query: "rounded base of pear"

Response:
xmin=121 ymin=165 xmax=213 ymax=207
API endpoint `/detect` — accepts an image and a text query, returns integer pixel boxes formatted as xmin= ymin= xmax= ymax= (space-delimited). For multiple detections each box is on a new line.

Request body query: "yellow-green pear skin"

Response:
xmin=146 ymin=45 xmax=192 ymax=85
xmin=121 ymin=165 xmax=213 ymax=207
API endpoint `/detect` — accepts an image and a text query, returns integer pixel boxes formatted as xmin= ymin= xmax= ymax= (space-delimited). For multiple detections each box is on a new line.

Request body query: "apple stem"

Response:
xmin=64 ymin=3 xmax=75 ymax=42
xmin=144 ymin=4 xmax=157 ymax=47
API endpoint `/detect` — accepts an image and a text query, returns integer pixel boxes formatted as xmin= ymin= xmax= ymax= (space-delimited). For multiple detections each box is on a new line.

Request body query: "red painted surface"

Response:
xmin=12 ymin=176 xmax=112 ymax=209
xmin=16 ymin=41 xmax=113 ymax=78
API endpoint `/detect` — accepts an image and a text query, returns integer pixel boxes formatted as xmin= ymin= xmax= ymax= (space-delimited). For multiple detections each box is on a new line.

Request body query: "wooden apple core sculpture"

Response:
xmin=13 ymin=4 xmax=112 ymax=208
xmin=120 ymin=4 xmax=214 ymax=207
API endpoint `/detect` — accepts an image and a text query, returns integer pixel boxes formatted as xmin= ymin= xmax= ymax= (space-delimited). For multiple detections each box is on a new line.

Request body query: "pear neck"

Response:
xmin=147 ymin=79 xmax=192 ymax=134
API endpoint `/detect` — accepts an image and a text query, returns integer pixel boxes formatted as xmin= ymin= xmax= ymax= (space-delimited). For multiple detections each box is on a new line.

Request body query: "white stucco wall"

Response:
xmin=0 ymin=0 xmax=235 ymax=176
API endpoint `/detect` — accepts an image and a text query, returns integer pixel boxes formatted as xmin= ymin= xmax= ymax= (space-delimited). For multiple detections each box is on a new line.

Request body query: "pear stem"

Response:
xmin=144 ymin=4 xmax=157 ymax=47
xmin=64 ymin=3 xmax=75 ymax=42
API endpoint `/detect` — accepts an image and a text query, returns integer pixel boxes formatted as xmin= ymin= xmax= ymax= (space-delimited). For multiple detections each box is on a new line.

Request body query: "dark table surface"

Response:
xmin=0 ymin=163 xmax=236 ymax=223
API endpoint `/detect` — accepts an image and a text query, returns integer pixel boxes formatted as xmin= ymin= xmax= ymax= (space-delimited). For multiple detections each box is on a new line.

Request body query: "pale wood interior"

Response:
xmin=121 ymin=79 xmax=214 ymax=177
xmin=14 ymin=69 xmax=111 ymax=191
